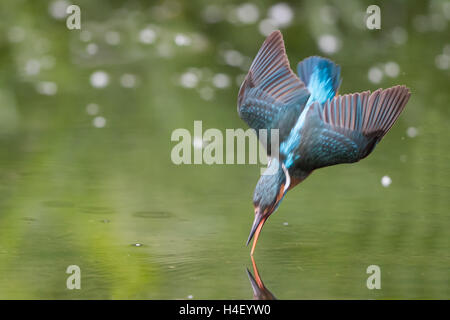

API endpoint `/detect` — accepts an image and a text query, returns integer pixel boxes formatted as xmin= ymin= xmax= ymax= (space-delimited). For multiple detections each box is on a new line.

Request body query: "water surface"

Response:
xmin=0 ymin=0 xmax=449 ymax=299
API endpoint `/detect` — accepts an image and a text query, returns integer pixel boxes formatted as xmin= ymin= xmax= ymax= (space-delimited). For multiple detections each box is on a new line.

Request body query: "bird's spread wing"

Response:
xmin=237 ymin=31 xmax=310 ymax=146
xmin=299 ymin=85 xmax=411 ymax=170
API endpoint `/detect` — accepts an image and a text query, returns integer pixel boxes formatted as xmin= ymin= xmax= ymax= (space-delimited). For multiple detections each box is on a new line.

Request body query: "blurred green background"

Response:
xmin=0 ymin=0 xmax=449 ymax=299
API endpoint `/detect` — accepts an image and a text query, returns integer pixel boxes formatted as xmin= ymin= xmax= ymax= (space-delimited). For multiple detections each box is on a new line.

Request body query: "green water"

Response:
xmin=0 ymin=0 xmax=449 ymax=299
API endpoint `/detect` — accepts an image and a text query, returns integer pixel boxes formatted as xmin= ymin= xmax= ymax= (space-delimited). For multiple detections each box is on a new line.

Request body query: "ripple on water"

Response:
xmin=42 ymin=200 xmax=75 ymax=208
xmin=132 ymin=211 xmax=174 ymax=219
xmin=80 ymin=206 xmax=115 ymax=214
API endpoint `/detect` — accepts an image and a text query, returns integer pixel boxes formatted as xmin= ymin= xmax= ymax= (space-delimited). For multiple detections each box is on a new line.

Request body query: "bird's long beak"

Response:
xmin=250 ymin=255 xmax=264 ymax=289
xmin=246 ymin=255 xmax=276 ymax=300
xmin=246 ymin=209 xmax=267 ymax=256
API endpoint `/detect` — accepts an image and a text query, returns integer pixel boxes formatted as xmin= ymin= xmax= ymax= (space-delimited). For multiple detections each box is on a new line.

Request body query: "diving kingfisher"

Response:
xmin=238 ymin=31 xmax=411 ymax=255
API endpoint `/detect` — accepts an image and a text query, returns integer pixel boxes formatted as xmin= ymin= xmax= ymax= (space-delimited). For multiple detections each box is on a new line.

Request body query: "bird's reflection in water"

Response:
xmin=246 ymin=256 xmax=276 ymax=300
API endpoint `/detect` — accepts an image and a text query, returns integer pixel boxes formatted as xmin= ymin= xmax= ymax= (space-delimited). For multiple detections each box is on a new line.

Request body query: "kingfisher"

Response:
xmin=238 ymin=31 xmax=411 ymax=255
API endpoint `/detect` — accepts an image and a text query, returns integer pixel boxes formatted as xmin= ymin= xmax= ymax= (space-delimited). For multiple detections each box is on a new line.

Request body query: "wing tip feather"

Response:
xmin=320 ymin=85 xmax=411 ymax=136
xmin=238 ymin=30 xmax=309 ymax=108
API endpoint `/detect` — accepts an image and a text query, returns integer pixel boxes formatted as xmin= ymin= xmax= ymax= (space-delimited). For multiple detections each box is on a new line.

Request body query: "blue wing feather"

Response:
xmin=292 ymin=86 xmax=410 ymax=170
xmin=238 ymin=31 xmax=309 ymax=132
xmin=237 ymin=31 xmax=310 ymax=154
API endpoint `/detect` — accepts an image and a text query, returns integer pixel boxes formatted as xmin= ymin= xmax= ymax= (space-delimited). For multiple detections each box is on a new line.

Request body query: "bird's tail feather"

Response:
xmin=297 ymin=56 xmax=341 ymax=104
